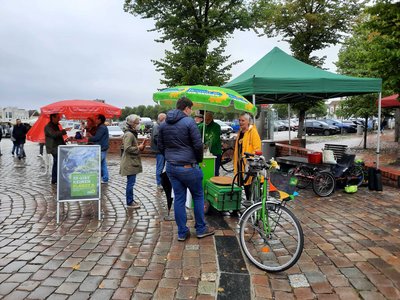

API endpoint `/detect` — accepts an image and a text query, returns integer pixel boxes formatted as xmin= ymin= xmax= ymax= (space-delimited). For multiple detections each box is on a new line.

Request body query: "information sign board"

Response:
xmin=57 ymin=145 xmax=101 ymax=223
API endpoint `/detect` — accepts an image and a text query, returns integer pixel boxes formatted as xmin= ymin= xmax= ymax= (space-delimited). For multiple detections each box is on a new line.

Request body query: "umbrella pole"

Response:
xmin=202 ymin=110 xmax=206 ymax=144
xmin=376 ymin=92 xmax=382 ymax=169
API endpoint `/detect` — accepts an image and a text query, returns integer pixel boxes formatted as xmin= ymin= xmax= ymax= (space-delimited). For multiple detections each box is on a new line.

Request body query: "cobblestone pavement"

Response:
xmin=0 ymin=141 xmax=399 ymax=299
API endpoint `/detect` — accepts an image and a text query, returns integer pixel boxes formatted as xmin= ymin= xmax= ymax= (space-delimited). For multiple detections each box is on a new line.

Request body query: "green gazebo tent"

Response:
xmin=223 ymin=47 xmax=383 ymax=166
xmin=224 ymin=47 xmax=381 ymax=103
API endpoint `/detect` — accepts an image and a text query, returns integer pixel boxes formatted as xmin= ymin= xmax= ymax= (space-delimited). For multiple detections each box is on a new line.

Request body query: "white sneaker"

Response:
xmin=37 ymin=154 xmax=43 ymax=157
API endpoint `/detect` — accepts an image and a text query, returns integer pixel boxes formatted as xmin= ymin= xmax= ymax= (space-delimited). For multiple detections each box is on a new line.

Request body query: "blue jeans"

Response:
xmin=12 ymin=142 xmax=19 ymax=156
xmin=166 ymin=162 xmax=206 ymax=238
xmin=156 ymin=154 xmax=165 ymax=185
xmin=126 ymin=174 xmax=137 ymax=205
xmin=101 ymin=151 xmax=109 ymax=182
xmin=214 ymin=154 xmax=222 ymax=176
xmin=18 ymin=143 xmax=25 ymax=157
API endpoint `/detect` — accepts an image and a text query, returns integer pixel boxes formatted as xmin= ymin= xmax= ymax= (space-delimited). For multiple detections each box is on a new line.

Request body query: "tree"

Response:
xmin=124 ymin=0 xmax=250 ymax=87
xmin=336 ymin=0 xmax=400 ymax=154
xmin=251 ymin=0 xmax=363 ymax=138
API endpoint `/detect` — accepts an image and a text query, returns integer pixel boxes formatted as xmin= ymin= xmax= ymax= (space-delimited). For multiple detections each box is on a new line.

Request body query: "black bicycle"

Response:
xmin=220 ymin=145 xmax=234 ymax=173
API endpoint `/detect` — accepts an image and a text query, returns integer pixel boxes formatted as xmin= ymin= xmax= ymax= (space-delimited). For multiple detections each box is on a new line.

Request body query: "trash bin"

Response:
xmin=357 ymin=125 xmax=363 ymax=135
xmin=262 ymin=140 xmax=276 ymax=161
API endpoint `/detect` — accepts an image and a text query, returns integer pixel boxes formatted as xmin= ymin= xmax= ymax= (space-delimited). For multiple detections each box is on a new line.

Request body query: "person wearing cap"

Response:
xmin=198 ymin=111 xmax=222 ymax=176
xmin=194 ymin=113 xmax=204 ymax=124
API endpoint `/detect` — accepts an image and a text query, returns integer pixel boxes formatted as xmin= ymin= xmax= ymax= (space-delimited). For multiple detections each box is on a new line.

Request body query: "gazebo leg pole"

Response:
xmin=376 ymin=92 xmax=382 ymax=169
xmin=288 ymin=104 xmax=291 ymax=155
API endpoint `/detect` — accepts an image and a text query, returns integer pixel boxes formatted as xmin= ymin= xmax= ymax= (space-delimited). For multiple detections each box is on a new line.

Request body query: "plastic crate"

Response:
xmin=204 ymin=181 xmax=242 ymax=211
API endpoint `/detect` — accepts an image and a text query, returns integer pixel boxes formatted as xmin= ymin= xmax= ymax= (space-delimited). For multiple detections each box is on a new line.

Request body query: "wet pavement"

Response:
xmin=0 ymin=141 xmax=399 ymax=299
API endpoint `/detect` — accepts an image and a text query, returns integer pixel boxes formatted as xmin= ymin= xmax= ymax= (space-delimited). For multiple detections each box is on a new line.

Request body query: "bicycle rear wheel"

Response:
xmin=312 ymin=171 xmax=335 ymax=197
xmin=221 ymin=147 xmax=234 ymax=173
xmin=239 ymin=202 xmax=304 ymax=272
xmin=288 ymin=166 xmax=312 ymax=189
xmin=347 ymin=165 xmax=364 ymax=187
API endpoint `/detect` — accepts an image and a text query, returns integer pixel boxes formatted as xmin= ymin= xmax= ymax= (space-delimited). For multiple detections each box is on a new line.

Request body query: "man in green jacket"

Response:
xmin=198 ymin=112 xmax=222 ymax=176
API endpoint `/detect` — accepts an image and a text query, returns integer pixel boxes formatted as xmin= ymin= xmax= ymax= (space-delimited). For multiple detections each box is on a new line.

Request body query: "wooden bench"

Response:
xmin=324 ymin=144 xmax=348 ymax=163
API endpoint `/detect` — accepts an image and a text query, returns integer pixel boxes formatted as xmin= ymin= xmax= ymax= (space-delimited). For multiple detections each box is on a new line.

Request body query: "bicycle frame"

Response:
xmin=238 ymin=156 xmax=283 ymax=237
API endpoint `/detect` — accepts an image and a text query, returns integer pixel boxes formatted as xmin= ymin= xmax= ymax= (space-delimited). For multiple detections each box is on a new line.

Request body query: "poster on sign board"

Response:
xmin=57 ymin=145 xmax=101 ymax=201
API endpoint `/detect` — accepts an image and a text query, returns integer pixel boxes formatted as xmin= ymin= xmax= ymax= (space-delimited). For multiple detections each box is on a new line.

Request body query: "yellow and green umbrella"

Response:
xmin=153 ymin=85 xmax=257 ymax=115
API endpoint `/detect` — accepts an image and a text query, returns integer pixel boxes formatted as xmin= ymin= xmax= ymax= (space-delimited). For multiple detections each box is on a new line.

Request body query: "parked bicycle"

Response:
xmin=288 ymin=153 xmax=364 ymax=197
xmin=220 ymin=144 xmax=234 ymax=173
xmin=288 ymin=165 xmax=335 ymax=197
xmin=238 ymin=152 xmax=304 ymax=272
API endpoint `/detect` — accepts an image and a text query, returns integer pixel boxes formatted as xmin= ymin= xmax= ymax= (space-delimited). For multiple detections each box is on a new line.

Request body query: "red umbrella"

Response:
xmin=40 ymin=99 xmax=121 ymax=119
xmin=379 ymin=94 xmax=400 ymax=108
xmin=27 ymin=99 xmax=121 ymax=142
xmin=26 ymin=115 xmax=50 ymax=143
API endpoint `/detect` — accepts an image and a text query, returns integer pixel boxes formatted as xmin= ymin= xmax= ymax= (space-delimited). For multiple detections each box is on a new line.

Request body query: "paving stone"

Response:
xmin=293 ymin=287 xmax=315 ymax=299
xmin=3 ymin=290 xmax=30 ymax=300
xmin=79 ymin=276 xmax=103 ymax=292
xmin=28 ymin=286 xmax=57 ymax=299
xmin=16 ymin=280 xmax=41 ymax=292
xmin=0 ymin=282 xmax=19 ymax=296
xmin=135 ymin=279 xmax=158 ymax=294
xmin=289 ymin=274 xmax=310 ymax=288
xmin=153 ymin=287 xmax=176 ymax=299
xmin=359 ymin=291 xmax=386 ymax=300
xmin=348 ymin=277 xmax=376 ymax=291
xmin=197 ymin=281 xmax=216 ymax=295
xmin=55 ymin=282 xmax=80 ymax=295
xmin=88 ymin=289 xmax=114 ymax=300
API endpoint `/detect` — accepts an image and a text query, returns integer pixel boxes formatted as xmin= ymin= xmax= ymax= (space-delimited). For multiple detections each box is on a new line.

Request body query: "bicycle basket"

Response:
xmin=269 ymin=171 xmax=298 ymax=196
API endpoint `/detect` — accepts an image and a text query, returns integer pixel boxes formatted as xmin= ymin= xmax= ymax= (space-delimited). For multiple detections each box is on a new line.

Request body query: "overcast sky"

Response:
xmin=0 ymin=0 xmax=340 ymax=110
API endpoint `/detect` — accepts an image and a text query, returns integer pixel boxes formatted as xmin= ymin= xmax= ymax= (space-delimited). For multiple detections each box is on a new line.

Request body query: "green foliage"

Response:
xmin=251 ymin=0 xmax=363 ymax=66
xmin=306 ymin=101 xmax=327 ymax=118
xmin=119 ymin=105 xmax=168 ymax=121
xmin=250 ymin=0 xmax=363 ymax=138
xmin=336 ymin=0 xmax=400 ymax=118
xmin=124 ymin=0 xmax=251 ymax=87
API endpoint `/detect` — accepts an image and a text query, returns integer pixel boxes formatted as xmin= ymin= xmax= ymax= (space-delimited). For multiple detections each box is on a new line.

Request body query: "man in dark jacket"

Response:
xmin=12 ymin=119 xmax=27 ymax=159
xmin=45 ymin=114 xmax=67 ymax=184
xmin=158 ymin=97 xmax=214 ymax=241
xmin=88 ymin=114 xmax=109 ymax=183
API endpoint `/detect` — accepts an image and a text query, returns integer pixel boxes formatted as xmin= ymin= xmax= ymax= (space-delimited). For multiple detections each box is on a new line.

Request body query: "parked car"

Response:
xmin=214 ymin=119 xmax=233 ymax=134
xmin=273 ymin=120 xmax=287 ymax=131
xmin=108 ymin=125 xmax=124 ymax=139
xmin=139 ymin=117 xmax=153 ymax=134
xmin=229 ymin=119 xmax=240 ymax=132
xmin=305 ymin=120 xmax=339 ymax=135
xmin=280 ymin=120 xmax=297 ymax=131
xmin=323 ymin=119 xmax=357 ymax=133
xmin=225 ymin=120 xmax=240 ymax=133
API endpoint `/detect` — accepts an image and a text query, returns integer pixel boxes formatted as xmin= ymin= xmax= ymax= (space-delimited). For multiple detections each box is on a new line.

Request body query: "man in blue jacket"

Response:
xmin=88 ymin=114 xmax=109 ymax=183
xmin=158 ymin=97 xmax=214 ymax=241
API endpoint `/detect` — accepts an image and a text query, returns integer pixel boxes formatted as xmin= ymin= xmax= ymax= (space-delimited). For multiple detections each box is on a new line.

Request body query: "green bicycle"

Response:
xmin=238 ymin=151 xmax=304 ymax=272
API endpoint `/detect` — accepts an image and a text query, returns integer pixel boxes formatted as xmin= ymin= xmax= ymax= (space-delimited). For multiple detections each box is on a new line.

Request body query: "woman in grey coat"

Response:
xmin=120 ymin=114 xmax=147 ymax=209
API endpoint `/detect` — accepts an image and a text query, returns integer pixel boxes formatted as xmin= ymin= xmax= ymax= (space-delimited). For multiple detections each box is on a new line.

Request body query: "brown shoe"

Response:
xmin=197 ymin=227 xmax=215 ymax=239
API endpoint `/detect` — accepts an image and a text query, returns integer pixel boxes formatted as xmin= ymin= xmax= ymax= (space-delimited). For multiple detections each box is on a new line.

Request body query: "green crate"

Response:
xmin=205 ymin=181 xmax=242 ymax=211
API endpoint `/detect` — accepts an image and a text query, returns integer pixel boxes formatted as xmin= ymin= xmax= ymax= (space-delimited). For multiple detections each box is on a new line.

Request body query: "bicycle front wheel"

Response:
xmin=239 ymin=202 xmax=304 ymax=272
xmin=221 ymin=147 xmax=234 ymax=173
